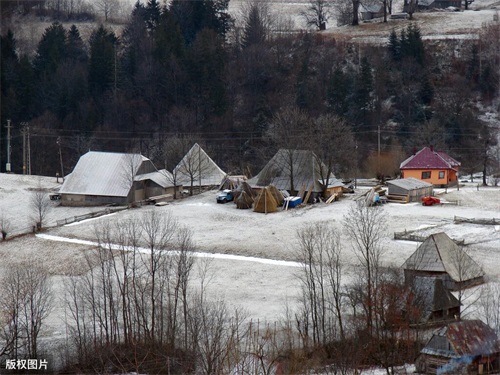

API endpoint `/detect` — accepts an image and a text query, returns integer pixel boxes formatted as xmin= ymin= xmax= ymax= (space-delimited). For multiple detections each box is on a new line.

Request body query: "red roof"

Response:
xmin=400 ymin=147 xmax=460 ymax=170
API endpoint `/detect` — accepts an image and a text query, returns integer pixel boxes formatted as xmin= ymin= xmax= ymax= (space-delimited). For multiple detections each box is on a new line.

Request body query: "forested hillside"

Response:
xmin=1 ymin=0 xmax=499 ymax=181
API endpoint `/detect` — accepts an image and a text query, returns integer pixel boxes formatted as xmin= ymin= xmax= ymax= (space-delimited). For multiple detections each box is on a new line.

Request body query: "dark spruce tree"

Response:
xmin=88 ymin=25 xmax=118 ymax=97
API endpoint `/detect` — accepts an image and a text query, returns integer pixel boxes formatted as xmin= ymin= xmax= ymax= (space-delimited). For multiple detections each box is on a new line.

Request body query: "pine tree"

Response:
xmin=66 ymin=25 xmax=87 ymax=63
xmin=388 ymin=29 xmax=400 ymax=61
xmin=33 ymin=22 xmax=67 ymax=76
xmin=88 ymin=25 xmax=118 ymax=96
xmin=241 ymin=3 xmax=268 ymax=49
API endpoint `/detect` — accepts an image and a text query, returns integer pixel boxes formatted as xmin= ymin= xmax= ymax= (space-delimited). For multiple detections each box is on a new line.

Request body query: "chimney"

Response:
xmin=412 ymin=147 xmax=416 ymax=155
xmin=430 ymin=145 xmax=434 ymax=152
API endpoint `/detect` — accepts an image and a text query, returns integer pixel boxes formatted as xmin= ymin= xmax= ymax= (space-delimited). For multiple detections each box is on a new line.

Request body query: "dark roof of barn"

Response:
xmin=402 ymin=232 xmax=484 ymax=282
xmin=421 ymin=320 xmax=500 ymax=357
xmin=248 ymin=149 xmax=343 ymax=192
xmin=400 ymin=147 xmax=460 ymax=170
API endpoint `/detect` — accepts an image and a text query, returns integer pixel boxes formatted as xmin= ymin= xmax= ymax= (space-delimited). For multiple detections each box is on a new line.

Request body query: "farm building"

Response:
xmin=248 ymin=149 xmax=344 ymax=201
xmin=416 ymin=320 xmax=500 ymax=374
xmin=406 ymin=276 xmax=461 ymax=327
xmin=400 ymin=147 xmax=460 ymax=187
xmin=359 ymin=3 xmax=384 ymax=20
xmin=386 ymin=177 xmax=433 ymax=202
xmin=59 ymin=151 xmax=181 ymax=206
xmin=174 ymin=143 xmax=226 ymax=193
xmin=402 ymin=232 xmax=485 ymax=291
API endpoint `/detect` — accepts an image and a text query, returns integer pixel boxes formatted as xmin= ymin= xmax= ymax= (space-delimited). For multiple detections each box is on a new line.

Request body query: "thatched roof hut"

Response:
xmin=235 ymin=191 xmax=253 ymax=209
xmin=253 ymin=188 xmax=278 ymax=213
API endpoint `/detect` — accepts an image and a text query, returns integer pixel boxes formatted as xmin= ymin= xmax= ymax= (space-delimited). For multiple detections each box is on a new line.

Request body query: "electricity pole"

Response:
xmin=21 ymin=123 xmax=27 ymax=175
xmin=57 ymin=137 xmax=64 ymax=182
xmin=5 ymin=120 xmax=12 ymax=173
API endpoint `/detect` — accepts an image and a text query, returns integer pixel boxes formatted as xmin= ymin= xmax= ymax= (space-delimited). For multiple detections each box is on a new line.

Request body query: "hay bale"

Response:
xmin=267 ymin=184 xmax=284 ymax=205
xmin=235 ymin=191 xmax=254 ymax=209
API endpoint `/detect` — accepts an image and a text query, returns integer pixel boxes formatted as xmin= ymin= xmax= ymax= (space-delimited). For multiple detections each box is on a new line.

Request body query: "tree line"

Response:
xmin=1 ymin=1 xmax=499 ymax=181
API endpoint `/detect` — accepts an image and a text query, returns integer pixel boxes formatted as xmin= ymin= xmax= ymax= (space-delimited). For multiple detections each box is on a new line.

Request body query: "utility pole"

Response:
xmin=57 ymin=137 xmax=64 ymax=182
xmin=5 ymin=120 xmax=12 ymax=173
xmin=21 ymin=123 xmax=27 ymax=175
xmin=377 ymin=124 xmax=381 ymax=177
xmin=27 ymin=126 xmax=31 ymax=175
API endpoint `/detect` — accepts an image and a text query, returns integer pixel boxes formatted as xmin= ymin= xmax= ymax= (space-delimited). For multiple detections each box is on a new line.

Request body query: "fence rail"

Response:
xmin=454 ymin=216 xmax=500 ymax=225
xmin=56 ymin=207 xmax=127 ymax=226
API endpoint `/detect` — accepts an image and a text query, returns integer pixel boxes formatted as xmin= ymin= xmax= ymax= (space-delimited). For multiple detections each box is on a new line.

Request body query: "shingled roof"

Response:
xmin=421 ymin=320 xmax=500 ymax=358
xmin=174 ymin=143 xmax=226 ymax=187
xmin=402 ymin=232 xmax=484 ymax=283
xmin=248 ymin=149 xmax=343 ymax=193
xmin=400 ymin=147 xmax=460 ymax=170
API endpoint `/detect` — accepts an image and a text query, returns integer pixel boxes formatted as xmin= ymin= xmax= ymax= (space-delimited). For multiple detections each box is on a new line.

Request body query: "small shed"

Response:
xmin=359 ymin=3 xmax=384 ymax=20
xmin=416 ymin=320 xmax=500 ymax=374
xmin=402 ymin=232 xmax=485 ymax=291
xmin=387 ymin=178 xmax=433 ymax=202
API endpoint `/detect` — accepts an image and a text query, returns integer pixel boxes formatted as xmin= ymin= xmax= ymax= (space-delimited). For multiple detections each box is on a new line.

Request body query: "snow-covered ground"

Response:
xmin=0 ymin=173 xmax=499 ymax=372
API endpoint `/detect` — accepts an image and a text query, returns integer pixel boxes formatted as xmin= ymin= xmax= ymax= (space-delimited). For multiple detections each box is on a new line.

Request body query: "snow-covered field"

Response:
xmin=1 ymin=173 xmax=499 ymax=329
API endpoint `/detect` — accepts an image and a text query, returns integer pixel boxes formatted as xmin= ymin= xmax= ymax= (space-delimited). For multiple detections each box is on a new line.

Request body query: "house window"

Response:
xmin=422 ymin=171 xmax=431 ymax=179
xmin=439 ymin=171 xmax=445 ymax=179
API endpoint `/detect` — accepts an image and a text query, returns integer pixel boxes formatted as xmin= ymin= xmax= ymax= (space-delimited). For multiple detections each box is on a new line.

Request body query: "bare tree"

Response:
xmin=295 ymin=222 xmax=345 ymax=346
xmin=174 ymin=143 xmax=218 ymax=196
xmin=0 ymin=261 xmax=53 ymax=359
xmin=30 ymin=180 xmax=51 ymax=230
xmin=266 ymin=107 xmax=311 ymax=193
xmin=92 ymin=0 xmax=120 ymax=21
xmin=301 ymin=0 xmax=333 ymax=30
xmin=478 ymin=282 xmax=500 ymax=336
xmin=313 ymin=114 xmax=356 ymax=189
xmin=343 ymin=201 xmax=387 ymax=334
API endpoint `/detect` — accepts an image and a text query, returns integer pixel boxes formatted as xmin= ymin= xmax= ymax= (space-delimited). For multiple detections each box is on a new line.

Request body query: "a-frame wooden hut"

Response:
xmin=174 ymin=143 xmax=226 ymax=193
xmin=402 ymin=232 xmax=485 ymax=291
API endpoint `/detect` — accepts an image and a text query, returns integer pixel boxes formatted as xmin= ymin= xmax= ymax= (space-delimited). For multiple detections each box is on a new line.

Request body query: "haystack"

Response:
xmin=234 ymin=181 xmax=255 ymax=200
xmin=253 ymin=188 xmax=278 ymax=213
xmin=235 ymin=191 xmax=254 ymax=209
xmin=267 ymin=184 xmax=284 ymax=205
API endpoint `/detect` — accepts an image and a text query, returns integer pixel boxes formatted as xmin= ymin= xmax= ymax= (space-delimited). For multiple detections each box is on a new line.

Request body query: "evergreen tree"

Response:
xmin=145 ymin=0 xmax=161 ymax=31
xmin=406 ymin=24 xmax=425 ymax=65
xmin=387 ymin=29 xmax=400 ymax=61
xmin=241 ymin=2 xmax=268 ymax=49
xmin=350 ymin=57 xmax=373 ymax=128
xmin=66 ymin=25 xmax=87 ymax=63
xmin=33 ymin=22 xmax=67 ymax=76
xmin=419 ymin=73 xmax=434 ymax=105
xmin=88 ymin=25 xmax=118 ymax=97
xmin=169 ymin=0 xmax=231 ymax=44
xmin=327 ymin=67 xmax=351 ymax=117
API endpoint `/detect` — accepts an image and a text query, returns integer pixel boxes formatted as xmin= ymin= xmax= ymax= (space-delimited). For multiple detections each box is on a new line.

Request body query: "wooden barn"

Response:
xmin=386 ymin=177 xmax=433 ymax=202
xmin=60 ymin=151 xmax=181 ymax=206
xmin=416 ymin=320 xmax=500 ymax=374
xmin=402 ymin=232 xmax=485 ymax=291
xmin=407 ymin=276 xmax=461 ymax=327
xmin=400 ymin=146 xmax=461 ymax=187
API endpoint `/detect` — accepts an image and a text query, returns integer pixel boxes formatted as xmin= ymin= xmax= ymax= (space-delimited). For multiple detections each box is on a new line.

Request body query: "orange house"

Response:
xmin=400 ymin=147 xmax=461 ymax=187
